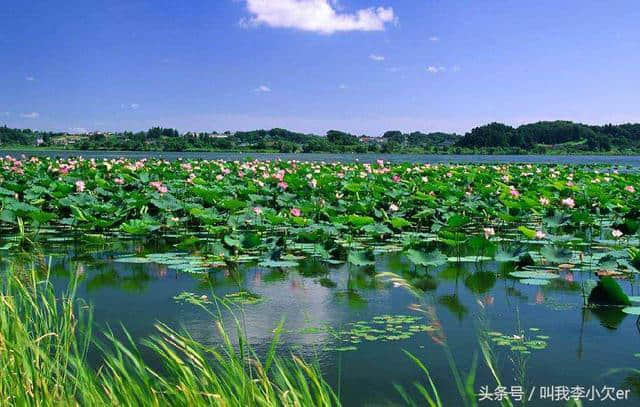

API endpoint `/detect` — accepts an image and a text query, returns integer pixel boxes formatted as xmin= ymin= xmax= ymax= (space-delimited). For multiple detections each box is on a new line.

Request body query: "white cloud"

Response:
xmin=243 ymin=0 xmax=395 ymax=34
xmin=387 ymin=66 xmax=405 ymax=73
xmin=254 ymin=85 xmax=272 ymax=93
xmin=20 ymin=112 xmax=40 ymax=119
xmin=130 ymin=103 xmax=140 ymax=109
xmin=338 ymin=84 xmax=347 ymax=89
xmin=69 ymin=127 xmax=88 ymax=134
xmin=427 ymin=66 xmax=446 ymax=73
xmin=428 ymin=36 xmax=439 ymax=42
xmin=25 ymin=75 xmax=35 ymax=81
xmin=369 ymin=53 xmax=384 ymax=61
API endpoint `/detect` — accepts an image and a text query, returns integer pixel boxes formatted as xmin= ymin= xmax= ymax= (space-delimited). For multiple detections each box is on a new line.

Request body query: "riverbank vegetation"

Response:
xmin=2 ymin=120 xmax=640 ymax=154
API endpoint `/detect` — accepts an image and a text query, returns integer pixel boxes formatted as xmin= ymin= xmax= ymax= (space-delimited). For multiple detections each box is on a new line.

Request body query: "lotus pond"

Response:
xmin=2 ymin=155 xmax=640 ymax=405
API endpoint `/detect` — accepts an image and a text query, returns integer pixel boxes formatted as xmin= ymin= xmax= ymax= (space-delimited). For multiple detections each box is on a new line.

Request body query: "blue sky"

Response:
xmin=2 ymin=0 xmax=639 ymax=135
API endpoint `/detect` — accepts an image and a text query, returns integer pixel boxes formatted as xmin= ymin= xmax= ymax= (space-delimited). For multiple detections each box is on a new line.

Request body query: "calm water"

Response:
xmin=4 ymin=149 xmax=640 ymax=166
xmin=3 ymin=237 xmax=639 ymax=406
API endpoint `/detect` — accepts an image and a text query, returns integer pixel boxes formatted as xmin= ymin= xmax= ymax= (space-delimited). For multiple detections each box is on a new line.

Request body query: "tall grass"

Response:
xmin=0 ymin=267 xmax=338 ymax=406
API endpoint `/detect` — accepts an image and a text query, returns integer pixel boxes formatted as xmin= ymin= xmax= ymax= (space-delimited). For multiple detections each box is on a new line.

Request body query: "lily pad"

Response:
xmin=509 ymin=271 xmax=559 ymax=280
xmin=113 ymin=256 xmax=153 ymax=264
xmin=622 ymin=306 xmax=640 ymax=315
xmin=519 ymin=278 xmax=551 ymax=286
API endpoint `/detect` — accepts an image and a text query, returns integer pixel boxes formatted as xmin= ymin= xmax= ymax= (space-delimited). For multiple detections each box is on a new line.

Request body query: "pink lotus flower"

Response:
xmin=75 ymin=180 xmax=85 ymax=192
xmin=539 ymin=197 xmax=549 ymax=206
xmin=509 ymin=187 xmax=520 ymax=198
xmin=150 ymin=181 xmax=168 ymax=194
xmin=252 ymin=207 xmax=263 ymax=215
xmin=392 ymin=175 xmax=401 ymax=183
xmin=389 ymin=203 xmax=399 ymax=212
xmin=612 ymin=229 xmax=623 ymax=238
xmin=483 ymin=227 xmax=495 ymax=239
xmin=535 ymin=230 xmax=546 ymax=239
xmin=114 ymin=178 xmax=124 ymax=185
xmin=625 ymin=185 xmax=635 ymax=193
xmin=277 ymin=181 xmax=288 ymax=190
xmin=308 ymin=179 xmax=317 ymax=188
xmin=290 ymin=208 xmax=301 ymax=217
xmin=561 ymin=197 xmax=575 ymax=208
xmin=376 ymin=159 xmax=384 ymax=166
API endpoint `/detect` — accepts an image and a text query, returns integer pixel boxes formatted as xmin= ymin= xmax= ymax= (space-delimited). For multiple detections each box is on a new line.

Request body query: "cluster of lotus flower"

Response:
xmin=0 ymin=155 xmax=638 ymax=240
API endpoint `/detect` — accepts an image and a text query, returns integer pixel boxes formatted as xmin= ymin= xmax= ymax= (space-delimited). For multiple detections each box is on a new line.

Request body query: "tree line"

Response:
xmin=2 ymin=121 xmax=640 ymax=154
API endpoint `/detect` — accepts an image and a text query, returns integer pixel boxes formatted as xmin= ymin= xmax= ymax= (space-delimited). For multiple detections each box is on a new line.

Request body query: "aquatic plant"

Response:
xmin=1 ymin=157 xmax=639 ymax=285
xmin=0 ymin=267 xmax=338 ymax=406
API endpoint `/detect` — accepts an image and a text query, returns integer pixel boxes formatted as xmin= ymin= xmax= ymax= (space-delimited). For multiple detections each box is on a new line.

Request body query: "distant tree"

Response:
xmin=326 ymin=130 xmax=360 ymax=146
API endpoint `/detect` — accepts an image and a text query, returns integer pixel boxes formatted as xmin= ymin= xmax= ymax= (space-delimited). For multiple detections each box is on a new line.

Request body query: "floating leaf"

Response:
xmin=405 ymin=249 xmax=447 ymax=268
xmin=520 ymin=278 xmax=551 ymax=286
xmin=509 ymin=271 xmax=559 ymax=280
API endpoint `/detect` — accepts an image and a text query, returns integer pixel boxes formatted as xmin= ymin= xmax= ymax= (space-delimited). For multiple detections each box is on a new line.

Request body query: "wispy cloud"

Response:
xmin=25 ymin=75 xmax=35 ymax=81
xmin=69 ymin=127 xmax=88 ymax=134
xmin=428 ymin=36 xmax=439 ymax=42
xmin=369 ymin=54 xmax=385 ymax=61
xmin=20 ymin=112 xmax=40 ymax=119
xmin=242 ymin=0 xmax=396 ymax=34
xmin=130 ymin=103 xmax=140 ymax=110
xmin=387 ymin=66 xmax=406 ymax=73
xmin=254 ymin=85 xmax=272 ymax=93
xmin=427 ymin=66 xmax=446 ymax=73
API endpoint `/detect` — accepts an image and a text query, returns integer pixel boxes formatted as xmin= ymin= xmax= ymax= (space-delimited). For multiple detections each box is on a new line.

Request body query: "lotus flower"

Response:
xmin=483 ymin=227 xmax=495 ymax=239
xmin=290 ymin=208 xmax=301 ymax=217
xmin=75 ymin=180 xmax=86 ymax=192
xmin=150 ymin=181 xmax=168 ymax=194
xmin=561 ymin=197 xmax=575 ymax=208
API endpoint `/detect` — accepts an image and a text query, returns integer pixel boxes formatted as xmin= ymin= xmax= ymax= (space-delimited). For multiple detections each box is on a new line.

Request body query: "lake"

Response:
xmin=2 ymin=236 xmax=639 ymax=406
xmin=2 ymin=155 xmax=639 ymax=406
xmin=4 ymin=149 xmax=640 ymax=166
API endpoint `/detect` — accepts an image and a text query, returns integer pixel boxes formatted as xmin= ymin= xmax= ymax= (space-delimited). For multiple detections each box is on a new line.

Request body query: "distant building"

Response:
xmin=359 ymin=136 xmax=383 ymax=143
